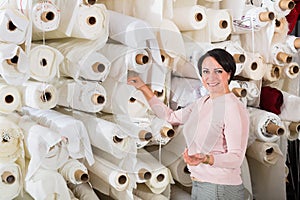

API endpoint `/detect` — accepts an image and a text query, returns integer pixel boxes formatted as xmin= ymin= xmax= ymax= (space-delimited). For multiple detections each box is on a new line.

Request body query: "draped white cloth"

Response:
xmin=21 ymin=107 xmax=94 ymax=166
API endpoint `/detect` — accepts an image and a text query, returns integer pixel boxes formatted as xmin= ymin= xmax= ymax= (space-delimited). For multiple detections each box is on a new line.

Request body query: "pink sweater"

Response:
xmin=148 ymin=93 xmax=249 ymax=185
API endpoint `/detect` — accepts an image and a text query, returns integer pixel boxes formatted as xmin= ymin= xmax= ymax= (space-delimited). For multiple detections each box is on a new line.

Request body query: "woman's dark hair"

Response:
xmin=197 ymin=48 xmax=236 ymax=83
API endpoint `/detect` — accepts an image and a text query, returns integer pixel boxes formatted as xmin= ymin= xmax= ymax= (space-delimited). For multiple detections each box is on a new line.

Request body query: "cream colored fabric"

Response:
xmin=58 ymin=159 xmax=88 ymax=185
xmin=220 ymin=0 xmax=245 ymax=19
xmin=0 ymin=81 xmax=21 ymax=114
xmin=239 ymin=51 xmax=266 ymax=80
xmin=67 ymin=182 xmax=98 ymax=200
xmin=0 ymin=163 xmax=22 ymax=200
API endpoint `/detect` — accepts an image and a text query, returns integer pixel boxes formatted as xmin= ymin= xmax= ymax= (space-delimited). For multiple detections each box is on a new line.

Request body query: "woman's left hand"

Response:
xmin=183 ymin=148 xmax=206 ymax=166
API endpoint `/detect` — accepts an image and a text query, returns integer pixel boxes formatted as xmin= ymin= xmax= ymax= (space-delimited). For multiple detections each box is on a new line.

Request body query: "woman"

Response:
xmin=128 ymin=48 xmax=249 ymax=200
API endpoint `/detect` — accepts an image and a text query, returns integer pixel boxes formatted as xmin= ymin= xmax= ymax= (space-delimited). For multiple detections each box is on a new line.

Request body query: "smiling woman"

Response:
xmin=128 ymin=48 xmax=249 ymax=200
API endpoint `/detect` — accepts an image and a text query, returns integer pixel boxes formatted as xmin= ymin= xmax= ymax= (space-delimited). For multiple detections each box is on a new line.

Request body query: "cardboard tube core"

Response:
xmin=83 ymin=0 xmax=96 ymax=5
xmin=156 ymin=174 xmax=165 ymax=182
xmin=160 ymin=127 xmax=175 ymax=138
xmin=6 ymin=55 xmax=19 ymax=66
xmin=279 ymin=0 xmax=295 ymax=10
xmin=41 ymin=11 xmax=55 ymax=22
xmin=266 ymin=122 xmax=284 ymax=135
xmin=276 ymin=52 xmax=292 ymax=63
xmin=219 ymin=20 xmax=228 ymax=29
xmin=259 ymin=11 xmax=275 ymax=22
xmin=92 ymin=94 xmax=105 ymax=104
xmin=87 ymin=16 xmax=96 ymax=26
xmin=92 ymin=62 xmax=105 ymax=73
xmin=139 ymin=130 xmax=152 ymax=141
xmin=289 ymin=122 xmax=300 ymax=133
xmin=289 ymin=65 xmax=299 ymax=75
xmin=40 ymin=92 xmax=52 ymax=102
xmin=118 ymin=175 xmax=127 ymax=184
xmin=5 ymin=94 xmax=14 ymax=104
xmin=75 ymin=170 xmax=89 ymax=183
xmin=232 ymin=88 xmax=247 ymax=97
xmin=195 ymin=13 xmax=203 ymax=22
xmin=7 ymin=20 xmax=17 ymax=31
xmin=113 ymin=136 xmax=123 ymax=143
xmin=271 ymin=65 xmax=281 ymax=78
xmin=294 ymin=38 xmax=300 ymax=49
xmin=1 ymin=172 xmax=15 ymax=184
xmin=138 ymin=168 xmax=152 ymax=180
xmin=233 ymin=54 xmax=245 ymax=63
xmin=251 ymin=62 xmax=258 ymax=70
xmin=136 ymin=54 xmax=149 ymax=65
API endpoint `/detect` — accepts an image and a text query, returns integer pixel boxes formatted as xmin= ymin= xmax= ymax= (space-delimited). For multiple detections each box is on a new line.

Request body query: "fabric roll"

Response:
xmin=279 ymin=90 xmax=300 ymax=121
xmin=0 ymin=116 xmax=24 ymax=164
xmin=0 ymin=43 xmax=30 ymax=85
xmin=18 ymin=115 xmax=69 ymax=181
xmin=232 ymin=4 xmax=274 ymax=34
xmin=98 ymin=43 xmax=151 ymax=82
xmin=21 ymin=81 xmax=58 ymax=110
xmin=102 ymin=77 xmax=151 ymax=118
xmin=239 ymin=52 xmax=266 ymax=80
xmin=220 ymin=0 xmax=246 ymax=19
xmin=0 ymin=163 xmax=22 ymax=200
xmin=47 ymin=38 xmax=108 ymax=81
xmin=228 ymin=80 xmax=247 ymax=105
xmin=263 ymin=63 xmax=283 ymax=82
xmin=0 ymin=81 xmax=21 ymax=114
xmin=70 ymin=110 xmax=136 ymax=159
xmin=259 ymin=0 xmax=294 ymax=18
xmin=246 ymin=140 xmax=283 ymax=167
xmin=67 ymin=182 xmax=99 ymax=200
xmin=138 ymin=148 xmax=174 ymax=194
xmin=247 ymin=107 xmax=283 ymax=145
xmin=87 ymin=154 xmax=130 ymax=192
xmin=235 ymin=80 xmax=261 ymax=107
xmin=0 ymin=8 xmax=29 ymax=44
xmin=149 ymin=146 xmax=192 ymax=187
xmin=206 ymin=9 xmax=232 ymax=43
xmin=31 ymin=0 xmax=60 ymax=33
xmin=172 ymin=5 xmax=207 ymax=31
xmin=285 ymin=35 xmax=299 ymax=53
xmin=57 ymin=79 xmax=107 ymax=113
xmin=270 ymin=43 xmax=292 ymax=66
xmin=58 ymin=159 xmax=88 ymax=185
xmin=283 ymin=62 xmax=300 ymax=79
xmin=26 ymin=168 xmax=71 ymax=200
xmin=107 ymin=114 xmax=153 ymax=149
xmin=283 ymin=121 xmax=300 ymax=141
xmin=21 ymin=107 xmax=94 ymax=166
xmin=29 ymin=43 xmax=63 ymax=82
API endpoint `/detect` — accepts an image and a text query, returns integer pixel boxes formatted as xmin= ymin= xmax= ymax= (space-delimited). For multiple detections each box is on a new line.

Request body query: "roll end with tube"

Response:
xmin=92 ymin=62 xmax=106 ymax=73
xmin=138 ymin=168 xmax=152 ymax=180
xmin=139 ymin=130 xmax=152 ymax=141
xmin=289 ymin=122 xmax=300 ymax=133
xmin=288 ymin=64 xmax=299 ymax=75
xmin=83 ymin=0 xmax=96 ymax=5
xmin=233 ymin=54 xmax=245 ymax=63
xmin=135 ymin=54 xmax=149 ymax=65
xmin=92 ymin=94 xmax=105 ymax=105
xmin=232 ymin=87 xmax=247 ymax=98
xmin=271 ymin=65 xmax=282 ymax=79
xmin=1 ymin=171 xmax=15 ymax=184
xmin=74 ymin=169 xmax=89 ymax=183
xmin=6 ymin=55 xmax=19 ymax=67
xmin=279 ymin=0 xmax=295 ymax=11
xmin=266 ymin=122 xmax=285 ymax=136
xmin=160 ymin=127 xmax=175 ymax=138
xmin=41 ymin=11 xmax=55 ymax=22
xmin=276 ymin=52 xmax=292 ymax=63
xmin=293 ymin=38 xmax=300 ymax=49
xmin=118 ymin=175 xmax=127 ymax=185
xmin=259 ymin=11 xmax=275 ymax=22
xmin=219 ymin=20 xmax=228 ymax=29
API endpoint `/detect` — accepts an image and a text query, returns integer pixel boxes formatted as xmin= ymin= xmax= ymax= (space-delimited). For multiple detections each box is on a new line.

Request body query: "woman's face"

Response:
xmin=201 ymin=56 xmax=231 ymax=98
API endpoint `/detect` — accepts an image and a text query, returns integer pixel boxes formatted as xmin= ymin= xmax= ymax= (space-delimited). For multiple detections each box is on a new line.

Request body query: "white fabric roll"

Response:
xmin=263 ymin=63 xmax=282 ymax=82
xmin=172 ymin=5 xmax=207 ymax=31
xmin=283 ymin=62 xmax=300 ymax=79
xmin=26 ymin=168 xmax=71 ymax=200
xmin=29 ymin=44 xmax=63 ymax=82
xmin=206 ymin=9 xmax=232 ymax=43
xmin=234 ymin=80 xmax=261 ymax=107
xmin=58 ymin=159 xmax=88 ymax=185
xmin=31 ymin=0 xmax=60 ymax=32
xmin=70 ymin=110 xmax=136 ymax=159
xmin=246 ymin=140 xmax=283 ymax=167
xmin=0 ymin=43 xmax=30 ymax=85
xmin=270 ymin=43 xmax=292 ymax=66
xmin=0 ymin=116 xmax=24 ymax=164
xmin=21 ymin=107 xmax=94 ymax=166
xmin=279 ymin=90 xmax=300 ymax=121
xmin=138 ymin=148 xmax=174 ymax=194
xmin=239 ymin=52 xmax=266 ymax=80
xmin=259 ymin=0 xmax=293 ymax=18
xmin=285 ymin=35 xmax=298 ymax=54
xmin=47 ymin=38 xmax=108 ymax=81
xmin=220 ymin=0 xmax=246 ymax=19
xmin=147 ymin=116 xmax=174 ymax=146
xmin=247 ymin=107 xmax=282 ymax=145
xmin=21 ymin=81 xmax=58 ymax=110
xmin=102 ymin=77 xmax=151 ymax=118
xmin=98 ymin=43 xmax=151 ymax=82
xmin=0 ymin=8 xmax=29 ymax=44
xmin=18 ymin=115 xmax=69 ymax=181
xmin=57 ymin=79 xmax=106 ymax=113
xmin=0 ymin=163 xmax=22 ymax=200
xmin=87 ymin=154 xmax=130 ymax=192
xmin=0 ymin=81 xmax=21 ymax=114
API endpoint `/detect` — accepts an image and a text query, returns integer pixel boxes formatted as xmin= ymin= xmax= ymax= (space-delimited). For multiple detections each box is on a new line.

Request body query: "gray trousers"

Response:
xmin=191 ymin=181 xmax=245 ymax=200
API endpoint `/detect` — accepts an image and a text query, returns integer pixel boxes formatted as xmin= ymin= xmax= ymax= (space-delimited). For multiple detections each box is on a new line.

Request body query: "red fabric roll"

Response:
xmin=259 ymin=86 xmax=283 ymax=115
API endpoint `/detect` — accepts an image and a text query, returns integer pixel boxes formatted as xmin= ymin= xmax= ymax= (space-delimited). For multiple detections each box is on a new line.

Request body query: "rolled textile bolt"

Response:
xmin=40 ymin=92 xmax=52 ymax=102
xmin=271 ymin=65 xmax=281 ymax=79
xmin=92 ymin=62 xmax=106 ymax=73
xmin=219 ymin=20 xmax=228 ymax=29
xmin=92 ymin=94 xmax=105 ymax=104
xmin=83 ymin=0 xmax=96 ymax=5
xmin=41 ymin=11 xmax=55 ymax=22
xmin=138 ymin=168 xmax=152 ymax=180
xmin=139 ymin=130 xmax=152 ymax=141
xmin=6 ymin=55 xmax=19 ymax=66
xmin=279 ymin=0 xmax=295 ymax=10
xmin=289 ymin=121 xmax=300 ymax=133
xmin=233 ymin=54 xmax=245 ymax=63
xmin=266 ymin=121 xmax=285 ymax=136
xmin=118 ymin=175 xmax=127 ymax=184
xmin=1 ymin=171 xmax=15 ymax=184
xmin=276 ymin=52 xmax=292 ymax=63
xmin=232 ymin=87 xmax=247 ymax=98
xmin=113 ymin=136 xmax=123 ymax=143
xmin=293 ymin=38 xmax=300 ymax=49
xmin=74 ymin=169 xmax=89 ymax=183
xmin=288 ymin=64 xmax=299 ymax=75
xmin=160 ymin=127 xmax=175 ymax=138
xmin=7 ymin=20 xmax=17 ymax=31
xmin=136 ymin=54 xmax=149 ymax=65
xmin=259 ymin=11 xmax=275 ymax=22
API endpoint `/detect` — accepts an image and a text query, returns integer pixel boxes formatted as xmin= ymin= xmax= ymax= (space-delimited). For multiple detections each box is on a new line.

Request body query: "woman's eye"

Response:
xmin=202 ymin=70 xmax=209 ymax=74
xmin=215 ymin=70 xmax=223 ymax=74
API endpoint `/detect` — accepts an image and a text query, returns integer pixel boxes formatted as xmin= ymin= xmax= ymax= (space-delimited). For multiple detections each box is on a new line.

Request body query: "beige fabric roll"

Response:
xmin=147 ymin=116 xmax=174 ymax=146
xmin=239 ymin=51 xmax=266 ymax=80
xmin=0 ymin=163 xmax=22 ymax=200
xmin=263 ymin=63 xmax=282 ymax=82
xmin=58 ymin=159 xmax=88 ymax=185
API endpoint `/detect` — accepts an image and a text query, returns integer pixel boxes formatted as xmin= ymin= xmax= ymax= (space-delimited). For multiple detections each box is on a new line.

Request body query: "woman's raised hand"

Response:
xmin=127 ymin=76 xmax=146 ymax=89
